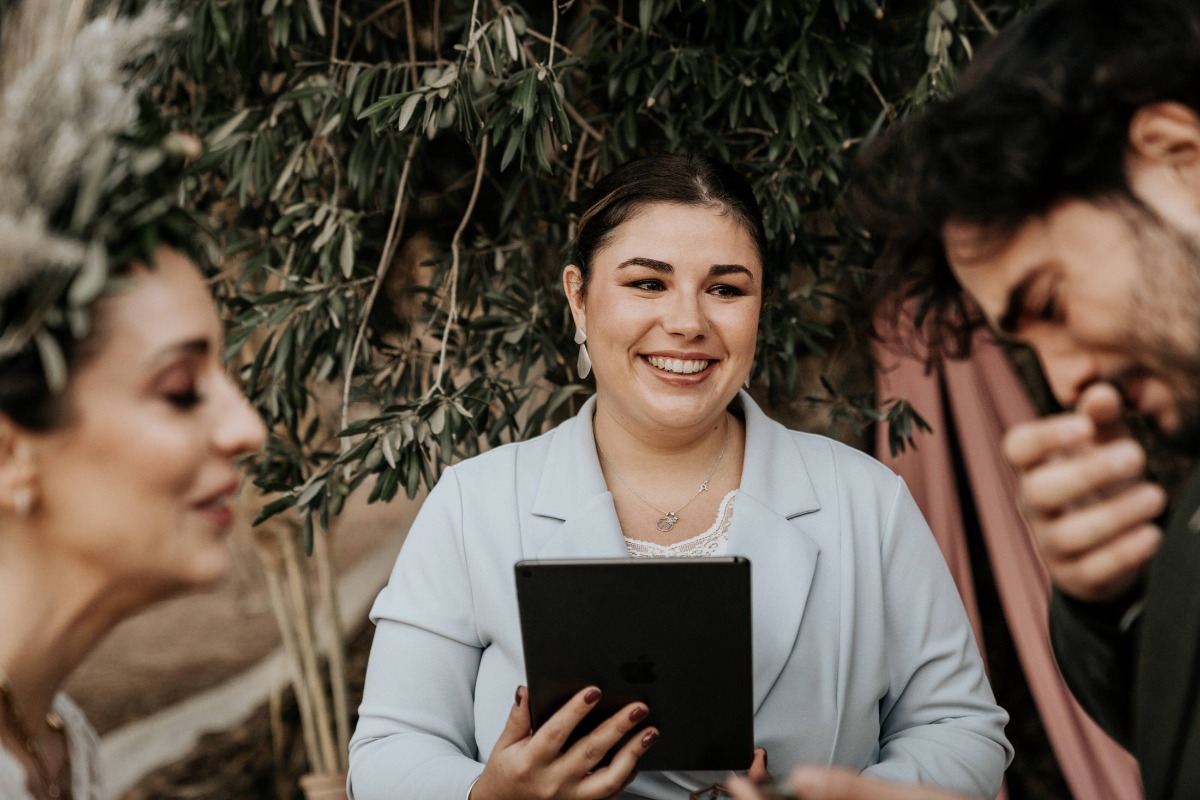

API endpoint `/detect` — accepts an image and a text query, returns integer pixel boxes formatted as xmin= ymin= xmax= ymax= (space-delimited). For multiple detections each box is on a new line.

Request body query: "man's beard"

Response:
xmin=1125 ymin=200 xmax=1200 ymax=453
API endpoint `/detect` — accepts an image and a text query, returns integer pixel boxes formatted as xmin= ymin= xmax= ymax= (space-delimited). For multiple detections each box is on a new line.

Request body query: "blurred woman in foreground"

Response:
xmin=0 ymin=3 xmax=265 ymax=798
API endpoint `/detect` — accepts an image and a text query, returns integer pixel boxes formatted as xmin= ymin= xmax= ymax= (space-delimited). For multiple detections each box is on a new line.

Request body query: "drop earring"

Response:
xmin=574 ymin=328 xmax=592 ymax=379
xmin=12 ymin=487 xmax=31 ymax=518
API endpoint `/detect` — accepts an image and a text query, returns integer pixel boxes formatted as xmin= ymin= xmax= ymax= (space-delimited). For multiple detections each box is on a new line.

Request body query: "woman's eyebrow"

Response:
xmin=711 ymin=264 xmax=754 ymax=280
xmin=616 ymin=257 xmax=672 ymax=272
xmin=147 ymin=338 xmax=211 ymax=367
xmin=616 ymin=257 xmax=755 ymax=282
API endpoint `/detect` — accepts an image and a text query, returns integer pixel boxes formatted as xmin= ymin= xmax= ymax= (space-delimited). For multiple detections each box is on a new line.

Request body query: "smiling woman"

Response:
xmin=0 ymin=3 xmax=265 ymax=799
xmin=348 ymin=154 xmax=1012 ymax=800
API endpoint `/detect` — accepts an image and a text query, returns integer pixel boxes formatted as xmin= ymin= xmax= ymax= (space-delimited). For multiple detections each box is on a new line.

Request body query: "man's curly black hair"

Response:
xmin=852 ymin=0 xmax=1200 ymax=359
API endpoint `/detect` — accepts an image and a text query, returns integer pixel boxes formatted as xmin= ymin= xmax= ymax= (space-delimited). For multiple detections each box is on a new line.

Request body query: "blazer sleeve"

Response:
xmin=347 ymin=467 xmax=487 ymax=800
xmin=863 ymin=477 xmax=1014 ymax=798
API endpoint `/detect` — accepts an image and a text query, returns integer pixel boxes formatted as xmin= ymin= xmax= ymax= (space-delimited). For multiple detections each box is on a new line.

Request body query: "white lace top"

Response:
xmin=0 ymin=694 xmax=102 ymax=800
xmin=624 ymin=490 xmax=737 ymax=558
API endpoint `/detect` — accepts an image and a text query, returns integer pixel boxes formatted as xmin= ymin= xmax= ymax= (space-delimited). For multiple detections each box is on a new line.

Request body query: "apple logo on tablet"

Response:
xmin=621 ymin=654 xmax=656 ymax=684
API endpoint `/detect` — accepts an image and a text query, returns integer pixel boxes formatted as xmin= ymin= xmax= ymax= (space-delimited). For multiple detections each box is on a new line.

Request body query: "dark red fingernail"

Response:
xmin=641 ymin=730 xmax=659 ymax=748
xmin=584 ymin=688 xmax=601 ymax=704
xmin=629 ymin=706 xmax=648 ymax=723
xmin=514 ymin=686 xmax=523 ymax=706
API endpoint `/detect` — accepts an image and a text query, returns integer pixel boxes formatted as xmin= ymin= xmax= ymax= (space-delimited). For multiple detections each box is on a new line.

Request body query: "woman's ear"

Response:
xmin=0 ymin=418 xmax=37 ymax=517
xmin=562 ymin=264 xmax=587 ymax=331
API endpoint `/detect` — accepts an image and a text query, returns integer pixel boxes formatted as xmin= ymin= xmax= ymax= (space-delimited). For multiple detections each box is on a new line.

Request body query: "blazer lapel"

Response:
xmin=726 ymin=493 xmax=820 ymax=711
xmin=530 ymin=395 xmax=628 ymax=559
xmin=728 ymin=392 xmax=823 ymax=712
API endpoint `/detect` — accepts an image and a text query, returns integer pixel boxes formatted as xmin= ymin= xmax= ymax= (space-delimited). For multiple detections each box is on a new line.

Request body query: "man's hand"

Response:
xmin=727 ymin=767 xmax=967 ymax=800
xmin=1003 ymin=382 xmax=1168 ymax=602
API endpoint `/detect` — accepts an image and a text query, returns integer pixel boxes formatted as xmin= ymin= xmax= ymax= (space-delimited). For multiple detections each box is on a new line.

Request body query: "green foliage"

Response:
xmin=131 ymin=0 xmax=1030 ymax=531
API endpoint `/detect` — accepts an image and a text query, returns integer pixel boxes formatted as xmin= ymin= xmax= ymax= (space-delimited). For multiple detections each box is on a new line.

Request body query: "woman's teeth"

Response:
xmin=646 ymin=356 xmax=710 ymax=375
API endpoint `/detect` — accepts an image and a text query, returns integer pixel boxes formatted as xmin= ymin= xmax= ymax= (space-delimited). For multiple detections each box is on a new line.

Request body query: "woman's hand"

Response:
xmin=469 ymin=685 xmax=658 ymax=800
xmin=726 ymin=767 xmax=968 ymax=800
xmin=746 ymin=747 xmax=769 ymax=783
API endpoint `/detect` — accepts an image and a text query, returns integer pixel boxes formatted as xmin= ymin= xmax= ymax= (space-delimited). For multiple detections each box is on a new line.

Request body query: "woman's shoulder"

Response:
xmin=743 ymin=395 xmax=899 ymax=486
xmin=787 ymin=427 xmax=894 ymax=472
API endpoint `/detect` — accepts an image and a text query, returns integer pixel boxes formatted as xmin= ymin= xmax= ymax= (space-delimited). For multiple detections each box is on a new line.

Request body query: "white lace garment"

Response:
xmin=0 ymin=693 xmax=102 ymax=800
xmin=624 ymin=490 xmax=737 ymax=558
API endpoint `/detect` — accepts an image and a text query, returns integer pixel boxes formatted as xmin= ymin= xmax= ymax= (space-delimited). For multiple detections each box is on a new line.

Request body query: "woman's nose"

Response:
xmin=664 ymin=292 xmax=710 ymax=338
xmin=213 ymin=376 xmax=267 ymax=457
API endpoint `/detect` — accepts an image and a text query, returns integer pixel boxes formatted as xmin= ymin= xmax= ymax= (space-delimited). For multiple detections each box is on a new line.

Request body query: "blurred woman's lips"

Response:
xmin=643 ymin=354 xmax=715 ymax=375
xmin=194 ymin=480 xmax=239 ymax=529
xmin=197 ymin=502 xmax=234 ymax=528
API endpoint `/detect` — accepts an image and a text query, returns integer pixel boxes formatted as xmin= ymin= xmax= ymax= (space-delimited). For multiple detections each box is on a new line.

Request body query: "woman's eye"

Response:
xmin=629 ymin=279 xmax=665 ymax=291
xmin=710 ymin=284 xmax=745 ymax=298
xmin=164 ymin=386 xmax=202 ymax=409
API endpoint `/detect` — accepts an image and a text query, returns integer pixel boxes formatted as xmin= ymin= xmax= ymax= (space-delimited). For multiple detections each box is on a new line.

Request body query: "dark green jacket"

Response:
xmin=1051 ymin=463 xmax=1200 ymax=799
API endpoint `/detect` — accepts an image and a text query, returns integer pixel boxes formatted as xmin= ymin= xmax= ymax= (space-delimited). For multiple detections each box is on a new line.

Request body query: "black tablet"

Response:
xmin=514 ymin=556 xmax=753 ymax=771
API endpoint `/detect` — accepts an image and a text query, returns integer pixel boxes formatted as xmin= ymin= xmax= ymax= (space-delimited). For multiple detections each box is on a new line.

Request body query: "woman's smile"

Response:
xmin=643 ymin=354 xmax=716 ymax=377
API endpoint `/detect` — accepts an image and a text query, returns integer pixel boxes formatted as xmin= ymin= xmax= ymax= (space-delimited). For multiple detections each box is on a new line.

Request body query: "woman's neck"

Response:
xmin=592 ymin=402 xmax=732 ymax=462
xmin=0 ymin=542 xmax=129 ymax=725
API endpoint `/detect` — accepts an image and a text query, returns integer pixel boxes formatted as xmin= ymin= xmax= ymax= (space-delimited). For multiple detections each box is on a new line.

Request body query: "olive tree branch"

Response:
xmin=548 ymin=0 xmax=560 ymax=69
xmin=965 ymin=0 xmax=998 ymax=36
xmin=339 ymin=135 xmax=420 ymax=439
xmin=429 ymin=134 xmax=490 ymax=397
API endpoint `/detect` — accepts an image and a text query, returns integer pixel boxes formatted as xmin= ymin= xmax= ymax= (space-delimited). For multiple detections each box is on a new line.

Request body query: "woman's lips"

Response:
xmin=196 ymin=499 xmax=234 ymax=529
xmin=195 ymin=480 xmax=240 ymax=529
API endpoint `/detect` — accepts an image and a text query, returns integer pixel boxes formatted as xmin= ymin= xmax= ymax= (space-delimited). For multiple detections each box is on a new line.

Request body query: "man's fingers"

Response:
xmin=1019 ymin=439 xmax=1147 ymax=515
xmin=1075 ymin=382 xmax=1125 ymax=429
xmin=1052 ymin=521 xmax=1164 ymax=602
xmin=1036 ymin=482 xmax=1167 ymax=560
xmin=1003 ymin=414 xmax=1094 ymax=469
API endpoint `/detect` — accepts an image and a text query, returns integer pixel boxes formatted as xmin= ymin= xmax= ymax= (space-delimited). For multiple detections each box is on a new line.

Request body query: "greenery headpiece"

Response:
xmin=0 ymin=0 xmax=195 ymax=392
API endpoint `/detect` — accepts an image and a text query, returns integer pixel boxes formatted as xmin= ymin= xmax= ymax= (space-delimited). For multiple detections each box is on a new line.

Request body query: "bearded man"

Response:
xmin=846 ymin=0 xmax=1200 ymax=798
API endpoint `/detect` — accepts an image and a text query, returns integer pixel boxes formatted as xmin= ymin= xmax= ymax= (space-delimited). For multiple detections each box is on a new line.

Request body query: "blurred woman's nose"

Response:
xmin=214 ymin=377 xmax=267 ymax=457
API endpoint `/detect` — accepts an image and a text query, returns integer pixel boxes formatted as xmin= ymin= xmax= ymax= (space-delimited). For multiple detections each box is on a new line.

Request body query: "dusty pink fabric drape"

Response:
xmin=872 ymin=314 xmax=1142 ymax=800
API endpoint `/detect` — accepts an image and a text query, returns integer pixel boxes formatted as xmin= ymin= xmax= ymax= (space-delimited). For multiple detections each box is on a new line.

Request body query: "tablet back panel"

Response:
xmin=515 ymin=557 xmax=753 ymax=771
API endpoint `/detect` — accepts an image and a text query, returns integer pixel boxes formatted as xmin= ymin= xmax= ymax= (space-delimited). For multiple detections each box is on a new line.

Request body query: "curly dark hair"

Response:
xmin=852 ymin=0 xmax=1200 ymax=358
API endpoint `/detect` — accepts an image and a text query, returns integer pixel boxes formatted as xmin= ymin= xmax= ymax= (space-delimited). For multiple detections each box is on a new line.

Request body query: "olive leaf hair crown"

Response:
xmin=0 ymin=0 xmax=196 ymax=392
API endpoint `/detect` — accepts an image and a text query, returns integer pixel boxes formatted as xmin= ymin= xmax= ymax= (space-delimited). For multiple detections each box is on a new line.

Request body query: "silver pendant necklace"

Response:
xmin=597 ymin=417 xmax=731 ymax=532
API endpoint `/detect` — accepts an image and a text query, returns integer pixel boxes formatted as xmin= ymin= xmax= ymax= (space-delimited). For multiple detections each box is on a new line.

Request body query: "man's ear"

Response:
xmin=1129 ymin=102 xmax=1200 ymax=168
xmin=562 ymin=264 xmax=587 ymax=332
xmin=0 ymin=417 xmax=37 ymax=517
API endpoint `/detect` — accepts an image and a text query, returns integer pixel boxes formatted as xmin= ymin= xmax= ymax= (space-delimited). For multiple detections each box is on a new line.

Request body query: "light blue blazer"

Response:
xmin=348 ymin=393 xmax=1011 ymax=799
